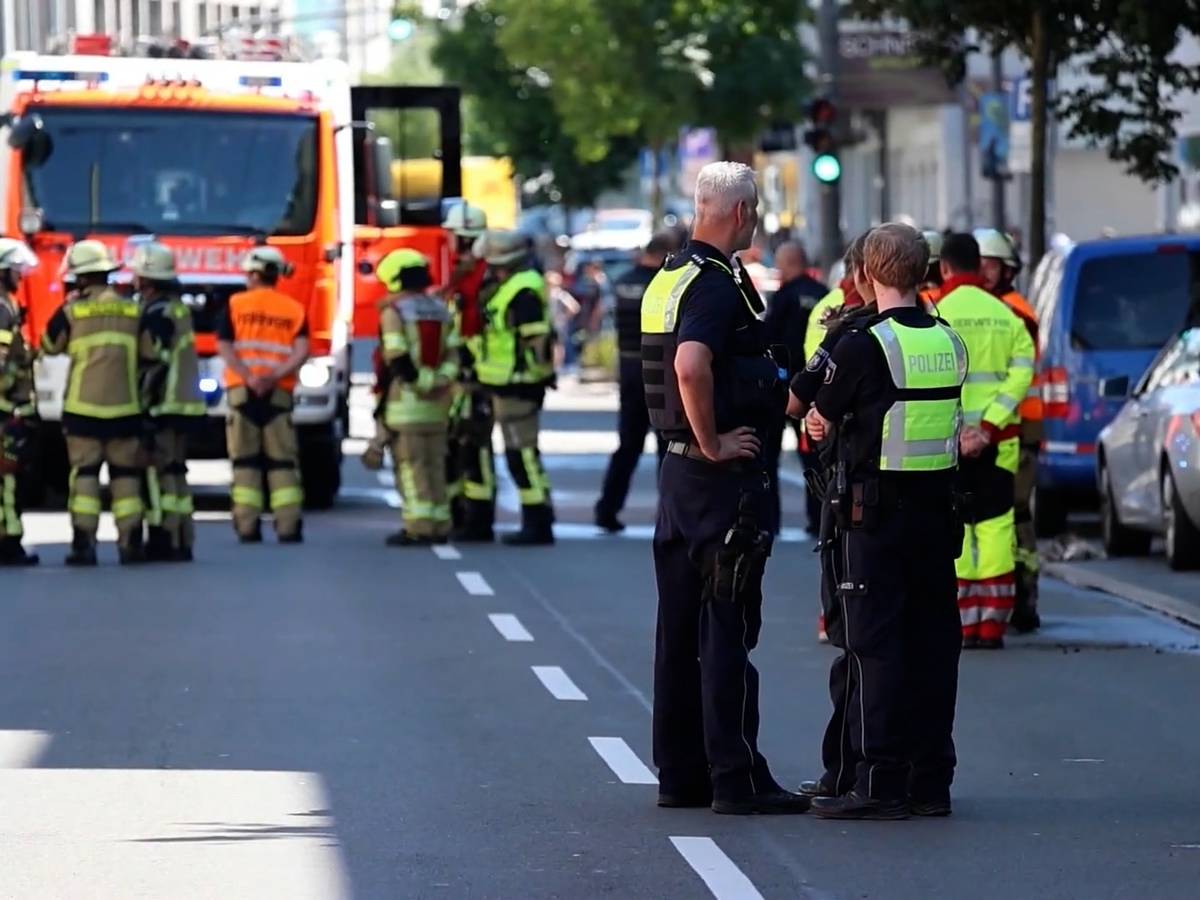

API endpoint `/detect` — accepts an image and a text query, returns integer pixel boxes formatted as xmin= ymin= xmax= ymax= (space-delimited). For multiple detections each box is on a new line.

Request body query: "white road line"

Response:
xmin=531 ymin=666 xmax=587 ymax=701
xmin=488 ymin=613 xmax=534 ymax=642
xmin=669 ymin=836 xmax=764 ymax=900
xmin=432 ymin=544 xmax=462 ymax=561
xmin=587 ymin=737 xmax=657 ymax=785
xmin=456 ymin=571 xmax=494 ymax=596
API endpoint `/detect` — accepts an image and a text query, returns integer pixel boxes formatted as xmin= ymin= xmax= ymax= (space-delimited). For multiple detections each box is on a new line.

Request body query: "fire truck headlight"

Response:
xmin=299 ymin=359 xmax=332 ymax=389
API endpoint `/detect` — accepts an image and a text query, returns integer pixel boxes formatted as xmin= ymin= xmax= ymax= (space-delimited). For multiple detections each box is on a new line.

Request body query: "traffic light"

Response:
xmin=803 ymin=98 xmax=840 ymax=184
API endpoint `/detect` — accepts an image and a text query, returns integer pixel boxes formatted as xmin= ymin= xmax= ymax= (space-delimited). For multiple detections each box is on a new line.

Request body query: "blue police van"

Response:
xmin=1027 ymin=234 xmax=1200 ymax=534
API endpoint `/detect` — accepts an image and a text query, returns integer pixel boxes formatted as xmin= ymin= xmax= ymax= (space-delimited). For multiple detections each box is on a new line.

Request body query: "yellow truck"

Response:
xmin=392 ymin=155 xmax=518 ymax=229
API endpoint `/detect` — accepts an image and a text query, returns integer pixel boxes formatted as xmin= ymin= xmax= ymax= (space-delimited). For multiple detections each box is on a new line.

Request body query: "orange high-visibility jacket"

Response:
xmin=224 ymin=288 xmax=307 ymax=392
xmin=1000 ymin=290 xmax=1042 ymax=422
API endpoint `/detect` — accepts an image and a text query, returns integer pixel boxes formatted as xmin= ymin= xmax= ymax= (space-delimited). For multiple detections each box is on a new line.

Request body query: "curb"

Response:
xmin=1043 ymin=561 xmax=1200 ymax=631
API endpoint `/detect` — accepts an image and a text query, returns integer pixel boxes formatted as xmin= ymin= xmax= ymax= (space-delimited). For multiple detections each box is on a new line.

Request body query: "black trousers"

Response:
xmin=597 ymin=355 xmax=665 ymax=518
xmin=763 ymin=418 xmax=821 ymax=534
xmin=821 ymin=488 xmax=962 ymax=800
xmin=651 ymin=454 xmax=779 ymax=800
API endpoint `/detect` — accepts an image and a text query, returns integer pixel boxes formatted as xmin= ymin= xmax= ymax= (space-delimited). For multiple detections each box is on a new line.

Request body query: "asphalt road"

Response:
xmin=5 ymin=379 xmax=1200 ymax=899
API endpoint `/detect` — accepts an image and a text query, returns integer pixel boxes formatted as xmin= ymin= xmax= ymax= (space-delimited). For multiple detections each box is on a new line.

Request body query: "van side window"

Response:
xmin=1071 ymin=252 xmax=1197 ymax=351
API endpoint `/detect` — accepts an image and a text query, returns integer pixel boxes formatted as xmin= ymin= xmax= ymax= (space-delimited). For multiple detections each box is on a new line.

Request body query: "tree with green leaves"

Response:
xmin=431 ymin=3 xmax=639 ymax=213
xmin=492 ymin=0 xmax=808 ymax=216
xmin=853 ymin=0 xmax=1200 ymax=267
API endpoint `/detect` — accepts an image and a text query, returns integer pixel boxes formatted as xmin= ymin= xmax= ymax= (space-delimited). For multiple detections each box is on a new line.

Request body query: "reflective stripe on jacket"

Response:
xmin=868 ymin=318 xmax=967 ymax=471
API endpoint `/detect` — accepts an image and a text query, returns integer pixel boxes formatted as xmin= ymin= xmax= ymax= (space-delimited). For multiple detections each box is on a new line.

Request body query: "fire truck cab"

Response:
xmin=0 ymin=39 xmax=460 ymax=508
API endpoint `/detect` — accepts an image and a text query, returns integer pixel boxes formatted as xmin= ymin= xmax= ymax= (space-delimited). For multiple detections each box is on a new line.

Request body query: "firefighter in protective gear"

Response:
xmin=441 ymin=203 xmax=495 ymax=540
xmin=217 ymin=246 xmax=308 ymax=543
xmin=132 ymin=242 xmax=204 ymax=562
xmin=975 ymin=227 xmax=1042 ymax=632
xmin=0 ymin=239 xmax=39 ymax=565
xmin=374 ymin=249 xmax=461 ymax=545
xmin=935 ymin=233 xmax=1035 ymax=648
xmin=41 ymin=240 xmax=155 ymax=566
xmin=802 ymin=223 xmax=967 ymax=820
xmin=472 ymin=230 xmax=556 ymax=546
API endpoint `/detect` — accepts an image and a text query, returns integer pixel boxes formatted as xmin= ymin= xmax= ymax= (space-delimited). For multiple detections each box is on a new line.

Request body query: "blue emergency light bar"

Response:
xmin=238 ymin=75 xmax=283 ymax=88
xmin=12 ymin=70 xmax=109 ymax=83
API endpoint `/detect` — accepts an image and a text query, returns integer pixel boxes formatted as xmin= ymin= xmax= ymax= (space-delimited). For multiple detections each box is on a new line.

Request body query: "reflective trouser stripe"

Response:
xmin=70 ymin=495 xmax=103 ymax=515
xmin=464 ymin=447 xmax=494 ymax=500
xmin=270 ymin=486 xmax=304 ymax=509
xmin=1 ymin=473 xmax=21 ymax=538
xmin=518 ymin=447 xmax=549 ymax=506
xmin=144 ymin=466 xmax=164 ymax=526
xmin=111 ymin=496 xmax=144 ymax=521
xmin=232 ymin=486 xmax=264 ymax=509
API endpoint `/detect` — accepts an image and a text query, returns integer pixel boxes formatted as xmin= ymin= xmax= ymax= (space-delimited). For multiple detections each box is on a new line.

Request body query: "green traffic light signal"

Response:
xmin=813 ymin=153 xmax=841 ymax=184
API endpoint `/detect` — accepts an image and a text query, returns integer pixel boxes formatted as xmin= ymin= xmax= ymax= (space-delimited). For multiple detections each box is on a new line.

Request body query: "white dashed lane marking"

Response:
xmin=669 ymin=836 xmax=765 ymax=900
xmin=531 ymin=666 xmax=587 ymax=701
xmin=587 ymin=737 xmax=657 ymax=785
xmin=488 ymin=613 xmax=533 ymax=642
xmin=432 ymin=544 xmax=462 ymax=561
xmin=456 ymin=571 xmax=493 ymax=596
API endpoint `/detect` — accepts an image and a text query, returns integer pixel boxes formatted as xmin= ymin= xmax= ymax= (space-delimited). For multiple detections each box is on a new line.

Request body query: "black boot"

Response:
xmin=145 ymin=526 xmax=175 ymax=562
xmin=278 ymin=522 xmax=304 ymax=544
xmin=385 ymin=530 xmax=433 ymax=547
xmin=173 ymin=546 xmax=194 ymax=562
xmin=811 ymin=790 xmax=910 ymax=820
xmin=118 ymin=531 xmax=146 ymax=566
xmin=594 ymin=502 xmax=626 ymax=534
xmin=503 ymin=504 xmax=555 ymax=546
xmin=64 ymin=529 xmax=97 ymax=567
xmin=239 ymin=525 xmax=263 ymax=544
xmin=0 ymin=536 xmax=38 ymax=567
xmin=452 ymin=502 xmax=494 ymax=543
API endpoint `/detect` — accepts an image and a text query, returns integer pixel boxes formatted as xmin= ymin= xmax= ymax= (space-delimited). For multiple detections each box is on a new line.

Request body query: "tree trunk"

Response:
xmin=1029 ymin=5 xmax=1050 ymax=271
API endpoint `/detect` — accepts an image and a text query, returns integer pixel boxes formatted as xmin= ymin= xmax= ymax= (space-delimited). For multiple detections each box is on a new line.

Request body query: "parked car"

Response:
xmin=1096 ymin=328 xmax=1200 ymax=569
xmin=569 ymin=208 xmax=653 ymax=252
xmin=1028 ymin=234 xmax=1200 ymax=534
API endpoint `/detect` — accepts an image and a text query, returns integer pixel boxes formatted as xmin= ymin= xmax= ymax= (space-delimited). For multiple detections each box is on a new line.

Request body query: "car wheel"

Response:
xmin=1162 ymin=469 xmax=1200 ymax=571
xmin=1100 ymin=464 xmax=1151 ymax=557
xmin=1033 ymin=485 xmax=1068 ymax=538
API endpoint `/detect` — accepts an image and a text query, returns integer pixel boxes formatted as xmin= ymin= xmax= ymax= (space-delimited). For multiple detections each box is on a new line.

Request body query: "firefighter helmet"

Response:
xmin=973 ymin=228 xmax=1021 ymax=270
xmin=442 ymin=202 xmax=488 ymax=238
xmin=0 ymin=238 xmax=37 ymax=274
xmin=61 ymin=239 xmax=118 ymax=277
xmin=129 ymin=242 xmax=177 ymax=281
xmin=376 ymin=248 xmax=431 ymax=292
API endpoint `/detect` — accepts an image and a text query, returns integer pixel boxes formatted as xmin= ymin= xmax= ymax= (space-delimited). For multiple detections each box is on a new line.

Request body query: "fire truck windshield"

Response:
xmin=22 ymin=107 xmax=318 ymax=237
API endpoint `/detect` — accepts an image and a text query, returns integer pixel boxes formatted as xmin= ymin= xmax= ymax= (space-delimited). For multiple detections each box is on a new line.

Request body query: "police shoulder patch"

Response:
xmin=823 ymin=359 xmax=838 ymax=384
xmin=805 ymin=347 xmax=830 ymax=372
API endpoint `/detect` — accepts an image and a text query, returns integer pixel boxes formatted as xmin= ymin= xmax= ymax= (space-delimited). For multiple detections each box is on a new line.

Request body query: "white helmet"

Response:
xmin=0 ymin=238 xmax=37 ymax=274
xmin=443 ymin=202 xmax=487 ymax=238
xmin=973 ymin=228 xmax=1021 ymax=269
xmin=61 ymin=239 xmax=118 ymax=277
xmin=129 ymin=241 xmax=177 ymax=281
xmin=241 ymin=246 xmax=293 ymax=276
xmin=473 ymin=230 xmax=527 ymax=267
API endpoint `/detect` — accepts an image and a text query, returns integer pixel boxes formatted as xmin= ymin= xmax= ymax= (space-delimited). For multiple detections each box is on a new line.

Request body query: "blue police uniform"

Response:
xmin=641 ymin=241 xmax=806 ymax=814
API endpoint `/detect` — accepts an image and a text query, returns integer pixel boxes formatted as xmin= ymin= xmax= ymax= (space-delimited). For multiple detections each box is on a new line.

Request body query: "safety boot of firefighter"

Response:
xmin=64 ymin=529 xmax=97 ymax=567
xmin=278 ymin=522 xmax=304 ymax=544
xmin=118 ymin=531 xmax=146 ymax=566
xmin=452 ymin=503 xmax=495 ymax=543
xmin=502 ymin=504 xmax=555 ymax=546
xmin=173 ymin=546 xmax=194 ymax=563
xmin=144 ymin=526 xmax=175 ymax=562
xmin=0 ymin=536 xmax=38 ymax=567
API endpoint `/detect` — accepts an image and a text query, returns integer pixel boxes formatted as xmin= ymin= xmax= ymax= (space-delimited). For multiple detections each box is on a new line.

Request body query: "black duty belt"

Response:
xmin=666 ymin=440 xmax=709 ymax=462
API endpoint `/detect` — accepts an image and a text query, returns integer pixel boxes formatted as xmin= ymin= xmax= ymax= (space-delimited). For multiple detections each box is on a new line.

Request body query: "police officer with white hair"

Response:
xmin=642 ymin=161 xmax=807 ymax=815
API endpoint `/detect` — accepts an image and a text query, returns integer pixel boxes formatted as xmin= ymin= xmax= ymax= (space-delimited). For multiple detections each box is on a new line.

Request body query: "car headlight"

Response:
xmin=298 ymin=359 xmax=333 ymax=389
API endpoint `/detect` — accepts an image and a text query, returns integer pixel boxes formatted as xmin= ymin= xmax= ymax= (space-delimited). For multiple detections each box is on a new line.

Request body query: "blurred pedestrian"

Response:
xmin=762 ymin=240 xmax=828 ymax=534
xmin=594 ymin=233 xmax=673 ymax=533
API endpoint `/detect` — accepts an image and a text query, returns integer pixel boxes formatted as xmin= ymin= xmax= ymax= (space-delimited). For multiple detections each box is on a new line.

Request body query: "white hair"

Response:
xmin=694 ymin=161 xmax=757 ymax=218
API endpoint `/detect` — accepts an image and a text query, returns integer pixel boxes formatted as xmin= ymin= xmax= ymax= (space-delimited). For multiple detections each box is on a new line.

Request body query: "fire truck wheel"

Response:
xmin=299 ymin=424 xmax=342 ymax=510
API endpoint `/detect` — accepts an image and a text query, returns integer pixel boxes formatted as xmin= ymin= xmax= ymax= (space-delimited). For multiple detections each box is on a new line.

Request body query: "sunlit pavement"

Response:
xmin=6 ymin=378 xmax=1200 ymax=899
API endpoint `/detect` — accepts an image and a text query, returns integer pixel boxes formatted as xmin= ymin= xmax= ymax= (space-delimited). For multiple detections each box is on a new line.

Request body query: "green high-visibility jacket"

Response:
xmin=475 ymin=270 xmax=554 ymax=388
